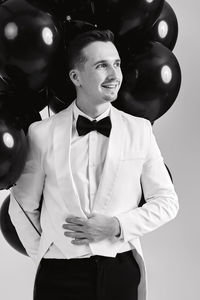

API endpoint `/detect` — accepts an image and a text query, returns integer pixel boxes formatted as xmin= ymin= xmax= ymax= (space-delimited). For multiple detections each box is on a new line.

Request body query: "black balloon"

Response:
xmin=64 ymin=19 xmax=98 ymax=43
xmin=49 ymin=95 xmax=67 ymax=114
xmin=47 ymin=60 xmax=76 ymax=108
xmin=0 ymin=75 xmax=11 ymax=92
xmin=19 ymin=108 xmax=41 ymax=135
xmin=93 ymin=0 xmax=164 ymax=37
xmin=17 ymin=87 xmax=50 ymax=112
xmin=146 ymin=1 xmax=178 ymax=50
xmin=0 ymin=87 xmax=49 ymax=113
xmin=0 ymin=0 xmax=60 ymax=91
xmin=0 ymin=112 xmax=28 ymax=189
xmin=0 ymin=195 xmax=27 ymax=255
xmin=32 ymin=0 xmax=95 ymax=23
xmin=0 ymin=90 xmax=43 ymax=131
xmin=114 ymin=42 xmax=181 ymax=122
xmin=47 ymin=36 xmax=76 ymax=107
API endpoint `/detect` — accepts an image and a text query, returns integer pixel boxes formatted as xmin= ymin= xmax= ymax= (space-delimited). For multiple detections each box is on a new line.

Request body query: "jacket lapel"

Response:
xmin=92 ymin=106 xmax=125 ymax=212
xmin=53 ymin=103 xmax=86 ymax=217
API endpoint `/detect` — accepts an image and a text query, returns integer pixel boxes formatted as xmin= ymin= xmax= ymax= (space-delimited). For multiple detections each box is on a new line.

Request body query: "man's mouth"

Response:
xmin=101 ymin=82 xmax=119 ymax=89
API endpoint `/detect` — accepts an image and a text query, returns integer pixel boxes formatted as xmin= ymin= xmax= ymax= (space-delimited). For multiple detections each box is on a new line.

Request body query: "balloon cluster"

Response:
xmin=0 ymin=0 xmax=181 ymax=255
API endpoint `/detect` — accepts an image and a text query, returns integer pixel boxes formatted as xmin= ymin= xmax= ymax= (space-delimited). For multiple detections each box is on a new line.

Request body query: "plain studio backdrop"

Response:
xmin=0 ymin=1 xmax=199 ymax=299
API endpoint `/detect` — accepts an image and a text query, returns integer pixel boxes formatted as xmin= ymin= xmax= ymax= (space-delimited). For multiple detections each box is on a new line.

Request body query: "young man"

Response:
xmin=9 ymin=30 xmax=179 ymax=300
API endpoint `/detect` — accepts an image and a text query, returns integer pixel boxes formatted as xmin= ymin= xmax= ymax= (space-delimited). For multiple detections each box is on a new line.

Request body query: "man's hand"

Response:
xmin=62 ymin=213 xmax=121 ymax=245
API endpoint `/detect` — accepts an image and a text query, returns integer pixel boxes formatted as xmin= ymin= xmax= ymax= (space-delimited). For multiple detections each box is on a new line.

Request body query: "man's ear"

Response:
xmin=69 ymin=69 xmax=81 ymax=87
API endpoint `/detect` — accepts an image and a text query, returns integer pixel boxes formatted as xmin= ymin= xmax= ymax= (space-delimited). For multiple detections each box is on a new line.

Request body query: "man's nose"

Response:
xmin=107 ymin=66 xmax=118 ymax=79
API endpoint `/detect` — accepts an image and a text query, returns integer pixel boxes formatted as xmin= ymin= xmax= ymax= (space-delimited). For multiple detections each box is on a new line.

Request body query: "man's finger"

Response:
xmin=71 ymin=238 xmax=90 ymax=245
xmin=65 ymin=217 xmax=87 ymax=225
xmin=64 ymin=231 xmax=87 ymax=239
xmin=63 ymin=224 xmax=84 ymax=232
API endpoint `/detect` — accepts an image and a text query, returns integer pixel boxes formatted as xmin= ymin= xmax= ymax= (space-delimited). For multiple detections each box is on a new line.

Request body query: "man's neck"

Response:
xmin=75 ymin=98 xmax=110 ymax=119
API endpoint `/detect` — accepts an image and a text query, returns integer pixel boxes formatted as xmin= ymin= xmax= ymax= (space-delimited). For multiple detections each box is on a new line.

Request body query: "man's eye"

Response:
xmin=114 ymin=61 xmax=121 ymax=68
xmin=97 ymin=63 xmax=107 ymax=69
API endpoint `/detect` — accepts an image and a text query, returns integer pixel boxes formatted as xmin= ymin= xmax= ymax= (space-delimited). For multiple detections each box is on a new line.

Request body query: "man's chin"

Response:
xmin=103 ymin=94 xmax=118 ymax=102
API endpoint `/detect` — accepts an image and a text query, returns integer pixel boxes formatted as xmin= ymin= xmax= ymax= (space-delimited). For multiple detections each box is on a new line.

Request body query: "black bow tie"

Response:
xmin=76 ymin=115 xmax=112 ymax=137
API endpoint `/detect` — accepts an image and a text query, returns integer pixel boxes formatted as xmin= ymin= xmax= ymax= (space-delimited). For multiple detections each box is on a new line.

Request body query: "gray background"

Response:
xmin=0 ymin=1 xmax=199 ymax=299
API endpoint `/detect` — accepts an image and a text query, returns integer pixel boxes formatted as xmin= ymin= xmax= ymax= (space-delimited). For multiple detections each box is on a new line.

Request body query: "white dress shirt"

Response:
xmin=71 ymin=102 xmax=110 ymax=215
xmin=44 ymin=101 xmax=132 ymax=258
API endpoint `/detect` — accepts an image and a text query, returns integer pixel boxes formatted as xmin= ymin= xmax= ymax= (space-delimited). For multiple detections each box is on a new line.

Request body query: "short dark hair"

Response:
xmin=67 ymin=29 xmax=115 ymax=71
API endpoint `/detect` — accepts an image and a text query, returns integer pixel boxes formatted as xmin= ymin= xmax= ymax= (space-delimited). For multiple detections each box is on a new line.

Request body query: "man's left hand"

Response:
xmin=62 ymin=213 xmax=120 ymax=245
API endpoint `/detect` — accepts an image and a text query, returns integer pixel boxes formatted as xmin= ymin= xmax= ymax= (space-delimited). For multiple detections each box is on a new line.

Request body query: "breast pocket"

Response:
xmin=119 ymin=155 xmax=144 ymax=180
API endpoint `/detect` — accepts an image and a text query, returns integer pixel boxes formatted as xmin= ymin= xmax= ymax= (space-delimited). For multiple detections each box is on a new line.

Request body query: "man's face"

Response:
xmin=73 ymin=41 xmax=123 ymax=105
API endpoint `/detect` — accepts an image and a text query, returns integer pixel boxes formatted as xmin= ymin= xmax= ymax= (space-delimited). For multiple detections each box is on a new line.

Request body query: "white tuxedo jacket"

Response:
xmin=9 ymin=101 xmax=179 ymax=300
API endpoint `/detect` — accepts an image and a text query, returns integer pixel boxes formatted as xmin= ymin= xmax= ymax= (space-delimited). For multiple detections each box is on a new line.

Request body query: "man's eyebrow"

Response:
xmin=93 ymin=58 xmax=121 ymax=66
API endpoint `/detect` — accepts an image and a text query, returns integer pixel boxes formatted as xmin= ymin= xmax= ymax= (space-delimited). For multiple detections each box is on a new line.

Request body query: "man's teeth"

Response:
xmin=102 ymin=84 xmax=117 ymax=88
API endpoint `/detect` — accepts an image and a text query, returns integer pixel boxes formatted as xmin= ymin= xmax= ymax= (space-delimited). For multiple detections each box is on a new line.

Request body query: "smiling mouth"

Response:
xmin=101 ymin=83 xmax=119 ymax=89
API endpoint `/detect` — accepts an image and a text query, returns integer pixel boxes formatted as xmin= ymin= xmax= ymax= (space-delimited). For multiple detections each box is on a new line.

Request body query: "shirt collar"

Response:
xmin=73 ymin=100 xmax=111 ymax=122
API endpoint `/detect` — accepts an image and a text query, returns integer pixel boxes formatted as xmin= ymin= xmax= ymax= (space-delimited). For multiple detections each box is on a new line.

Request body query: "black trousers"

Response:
xmin=33 ymin=250 xmax=141 ymax=300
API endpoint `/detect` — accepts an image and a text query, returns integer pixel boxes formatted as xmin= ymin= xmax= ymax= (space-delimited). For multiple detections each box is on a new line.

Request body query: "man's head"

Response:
xmin=67 ymin=29 xmax=115 ymax=71
xmin=67 ymin=30 xmax=123 ymax=106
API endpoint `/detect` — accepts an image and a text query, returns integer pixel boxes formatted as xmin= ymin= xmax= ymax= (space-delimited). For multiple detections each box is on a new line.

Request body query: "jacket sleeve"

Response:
xmin=9 ymin=122 xmax=45 ymax=262
xmin=115 ymin=121 xmax=179 ymax=242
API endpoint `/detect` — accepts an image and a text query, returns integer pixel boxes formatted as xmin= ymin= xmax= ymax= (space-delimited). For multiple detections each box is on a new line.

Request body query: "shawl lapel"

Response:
xmin=92 ymin=106 xmax=125 ymax=212
xmin=53 ymin=103 xmax=87 ymax=217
